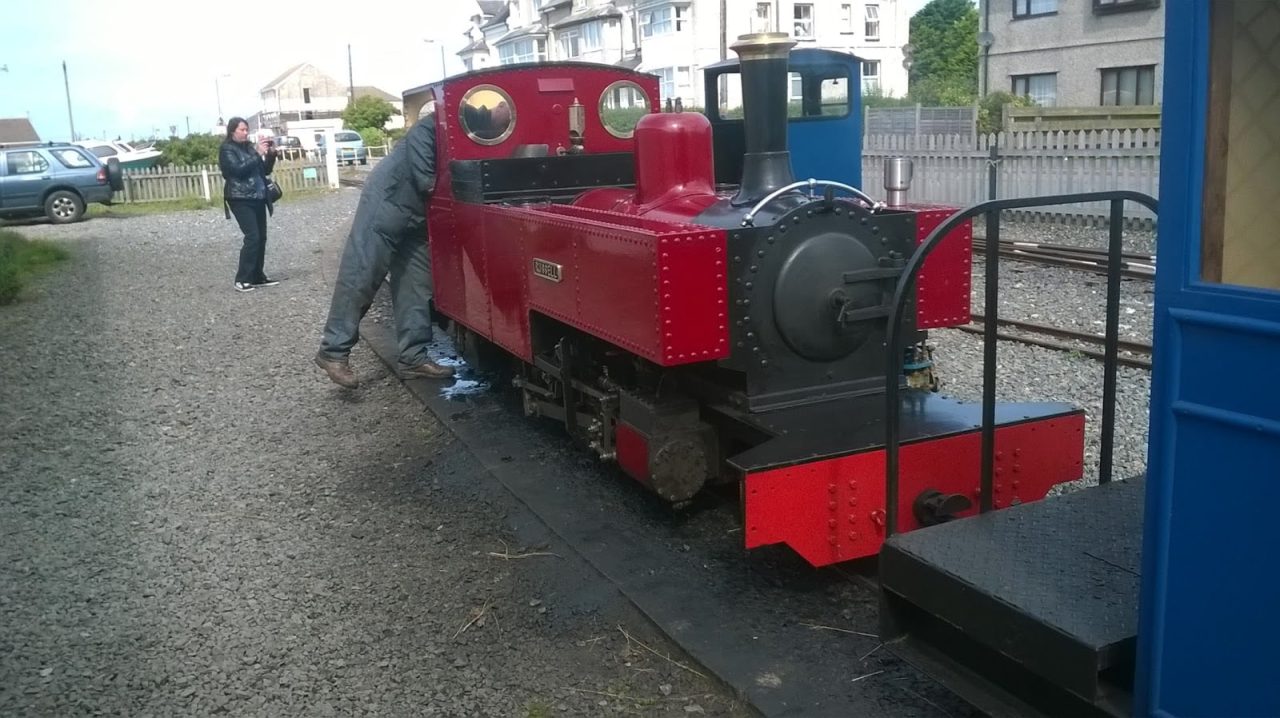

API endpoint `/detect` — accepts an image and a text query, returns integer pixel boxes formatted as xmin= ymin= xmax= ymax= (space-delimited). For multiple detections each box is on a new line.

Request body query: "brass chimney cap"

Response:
xmin=730 ymin=32 xmax=797 ymax=61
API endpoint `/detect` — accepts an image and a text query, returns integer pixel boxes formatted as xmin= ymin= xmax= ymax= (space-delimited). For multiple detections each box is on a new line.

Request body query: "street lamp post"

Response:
xmin=215 ymin=73 xmax=231 ymax=125
xmin=424 ymin=39 xmax=447 ymax=81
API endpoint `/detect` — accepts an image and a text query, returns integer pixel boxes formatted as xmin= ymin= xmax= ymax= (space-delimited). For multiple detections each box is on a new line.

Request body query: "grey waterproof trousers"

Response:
xmin=318 ymin=225 xmax=434 ymax=368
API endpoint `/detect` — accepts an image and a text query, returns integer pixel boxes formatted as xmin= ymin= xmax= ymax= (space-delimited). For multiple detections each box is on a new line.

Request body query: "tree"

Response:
xmin=907 ymin=0 xmax=979 ymax=106
xmin=155 ymin=133 xmax=223 ymax=166
xmin=342 ymin=95 xmax=395 ymax=131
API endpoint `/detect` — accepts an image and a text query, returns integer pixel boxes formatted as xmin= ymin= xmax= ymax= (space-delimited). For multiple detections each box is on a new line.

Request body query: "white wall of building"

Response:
xmin=464 ymin=0 xmax=906 ymax=108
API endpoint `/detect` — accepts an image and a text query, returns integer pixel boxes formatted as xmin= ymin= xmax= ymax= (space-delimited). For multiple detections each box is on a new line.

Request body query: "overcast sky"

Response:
xmin=1 ymin=0 xmax=952 ymax=142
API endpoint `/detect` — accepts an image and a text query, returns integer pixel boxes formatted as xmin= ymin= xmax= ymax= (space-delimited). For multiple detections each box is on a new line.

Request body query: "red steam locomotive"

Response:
xmin=419 ymin=33 xmax=1085 ymax=567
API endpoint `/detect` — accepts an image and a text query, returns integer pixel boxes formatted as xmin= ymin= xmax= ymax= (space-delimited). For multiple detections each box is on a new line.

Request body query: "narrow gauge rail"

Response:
xmin=957 ymin=313 xmax=1153 ymax=370
xmin=973 ymin=238 xmax=1156 ymax=280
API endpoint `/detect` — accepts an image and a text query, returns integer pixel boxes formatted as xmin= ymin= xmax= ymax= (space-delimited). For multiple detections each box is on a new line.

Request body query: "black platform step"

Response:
xmin=879 ymin=476 xmax=1146 ymax=718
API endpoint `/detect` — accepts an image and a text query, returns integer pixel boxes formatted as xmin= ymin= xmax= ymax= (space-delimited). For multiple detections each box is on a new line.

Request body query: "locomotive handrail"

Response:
xmin=741 ymin=179 xmax=885 ymax=227
xmin=882 ymin=190 xmax=1159 ymax=537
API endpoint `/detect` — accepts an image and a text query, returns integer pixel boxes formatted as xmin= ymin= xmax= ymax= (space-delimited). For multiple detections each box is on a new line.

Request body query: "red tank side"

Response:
xmin=905 ymin=204 xmax=973 ymax=329
xmin=574 ymin=112 xmax=721 ymax=226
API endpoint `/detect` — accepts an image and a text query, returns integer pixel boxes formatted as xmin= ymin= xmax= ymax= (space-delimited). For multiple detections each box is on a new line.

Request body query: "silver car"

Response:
xmin=333 ymin=131 xmax=367 ymax=166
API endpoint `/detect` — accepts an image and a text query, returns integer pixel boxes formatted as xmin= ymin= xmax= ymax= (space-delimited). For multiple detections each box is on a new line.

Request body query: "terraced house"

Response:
xmin=978 ymin=0 xmax=1164 ymax=109
xmin=455 ymin=0 xmax=909 ymax=109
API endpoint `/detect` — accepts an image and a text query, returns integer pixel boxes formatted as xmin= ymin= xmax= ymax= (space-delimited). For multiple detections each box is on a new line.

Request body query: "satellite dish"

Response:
xmin=977 ymin=31 xmax=995 ymax=47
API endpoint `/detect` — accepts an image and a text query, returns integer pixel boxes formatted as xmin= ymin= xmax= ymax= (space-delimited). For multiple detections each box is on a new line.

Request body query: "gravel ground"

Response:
xmin=973 ymin=222 xmax=1157 ymax=345
xmin=0 ymin=192 xmax=749 ymax=717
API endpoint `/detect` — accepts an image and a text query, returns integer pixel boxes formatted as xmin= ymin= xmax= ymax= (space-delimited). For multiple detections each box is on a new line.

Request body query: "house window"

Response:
xmin=794 ymin=3 xmax=814 ymax=39
xmin=303 ymin=88 xmax=312 ymax=104
xmin=840 ymin=4 xmax=853 ymax=32
xmin=642 ymin=5 xmax=688 ymax=38
xmin=862 ymin=60 xmax=881 ymax=92
xmin=1012 ymin=73 xmax=1057 ymax=106
xmin=755 ymin=2 xmax=772 ymax=32
xmin=1013 ymin=0 xmax=1057 ymax=17
xmin=582 ymin=22 xmax=601 ymax=50
xmin=559 ymin=29 xmax=581 ymax=58
xmin=499 ymin=38 xmax=547 ymax=64
xmin=865 ymin=4 xmax=880 ymax=40
xmin=1093 ymin=0 xmax=1159 ymax=13
xmin=1100 ymin=65 xmax=1156 ymax=105
xmin=657 ymin=66 xmax=692 ymax=101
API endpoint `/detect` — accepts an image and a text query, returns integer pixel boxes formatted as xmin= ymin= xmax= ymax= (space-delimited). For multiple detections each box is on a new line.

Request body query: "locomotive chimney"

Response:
xmin=730 ymin=32 xmax=797 ymax=207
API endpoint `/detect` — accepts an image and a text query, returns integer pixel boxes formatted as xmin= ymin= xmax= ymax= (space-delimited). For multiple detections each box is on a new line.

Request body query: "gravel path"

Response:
xmin=0 ymin=193 xmax=748 ymax=717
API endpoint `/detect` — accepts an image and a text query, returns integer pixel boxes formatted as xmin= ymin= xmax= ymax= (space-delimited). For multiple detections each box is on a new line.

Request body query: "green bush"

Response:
xmin=155 ymin=133 xmax=223 ymax=167
xmin=600 ymin=106 xmax=650 ymax=135
xmin=0 ymin=230 xmax=70 ymax=305
xmin=978 ymin=91 xmax=1035 ymax=134
xmin=359 ymin=127 xmax=388 ymax=149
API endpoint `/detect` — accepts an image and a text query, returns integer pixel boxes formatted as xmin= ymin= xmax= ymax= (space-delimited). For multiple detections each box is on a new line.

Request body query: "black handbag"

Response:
xmin=265 ymin=178 xmax=283 ymax=203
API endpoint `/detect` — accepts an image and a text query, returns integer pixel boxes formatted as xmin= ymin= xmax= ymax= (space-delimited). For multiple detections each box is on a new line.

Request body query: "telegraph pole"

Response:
xmin=62 ymin=61 xmax=77 ymax=141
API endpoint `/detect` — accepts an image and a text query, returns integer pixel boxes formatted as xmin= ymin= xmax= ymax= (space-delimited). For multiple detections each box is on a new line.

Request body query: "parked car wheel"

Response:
xmin=106 ymin=158 xmax=125 ymax=192
xmin=44 ymin=190 xmax=85 ymax=224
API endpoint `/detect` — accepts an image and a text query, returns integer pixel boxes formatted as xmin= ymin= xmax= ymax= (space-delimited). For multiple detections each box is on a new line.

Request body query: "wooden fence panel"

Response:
xmin=111 ymin=162 xmax=331 ymax=204
xmin=862 ymin=129 xmax=1161 ymax=228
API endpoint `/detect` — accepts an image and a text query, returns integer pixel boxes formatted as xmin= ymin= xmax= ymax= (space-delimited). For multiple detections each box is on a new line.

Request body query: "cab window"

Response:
xmin=712 ymin=66 xmax=853 ymax=121
xmin=1201 ymin=1 xmax=1280 ymax=291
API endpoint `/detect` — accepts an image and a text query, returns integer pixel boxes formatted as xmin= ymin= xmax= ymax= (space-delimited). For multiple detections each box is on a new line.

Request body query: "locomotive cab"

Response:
xmin=702 ymin=47 xmax=864 ymax=193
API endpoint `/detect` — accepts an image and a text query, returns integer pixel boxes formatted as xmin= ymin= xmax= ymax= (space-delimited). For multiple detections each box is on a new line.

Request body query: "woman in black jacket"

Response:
xmin=219 ymin=117 xmax=279 ymax=292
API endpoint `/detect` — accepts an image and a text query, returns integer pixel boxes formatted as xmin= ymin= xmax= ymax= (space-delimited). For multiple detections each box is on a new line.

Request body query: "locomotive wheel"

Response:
xmin=649 ymin=435 xmax=710 ymax=504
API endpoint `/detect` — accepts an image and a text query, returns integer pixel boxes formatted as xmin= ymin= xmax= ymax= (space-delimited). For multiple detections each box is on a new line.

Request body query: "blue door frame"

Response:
xmin=1136 ymin=2 xmax=1280 ymax=716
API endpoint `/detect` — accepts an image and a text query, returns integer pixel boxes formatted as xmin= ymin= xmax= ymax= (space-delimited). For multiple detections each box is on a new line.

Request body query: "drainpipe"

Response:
xmin=979 ymin=0 xmax=992 ymax=96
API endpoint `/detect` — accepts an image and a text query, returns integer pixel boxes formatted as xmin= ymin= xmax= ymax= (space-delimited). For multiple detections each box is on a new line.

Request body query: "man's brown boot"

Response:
xmin=400 ymin=360 xmax=455 ymax=380
xmin=314 ymin=351 xmax=359 ymax=388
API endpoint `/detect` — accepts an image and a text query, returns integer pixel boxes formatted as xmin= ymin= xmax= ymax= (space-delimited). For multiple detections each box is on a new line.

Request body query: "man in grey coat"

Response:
xmin=313 ymin=112 xmax=455 ymax=388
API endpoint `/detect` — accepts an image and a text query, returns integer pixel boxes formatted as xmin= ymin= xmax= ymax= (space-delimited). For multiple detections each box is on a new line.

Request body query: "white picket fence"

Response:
xmin=113 ymin=160 xmax=333 ymax=204
xmin=863 ymin=130 xmax=1162 ymax=228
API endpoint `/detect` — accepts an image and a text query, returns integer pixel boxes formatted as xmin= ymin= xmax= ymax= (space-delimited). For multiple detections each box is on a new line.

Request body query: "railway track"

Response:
xmin=958 ymin=313 xmax=1153 ymax=370
xmin=973 ymin=238 xmax=1156 ymax=280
